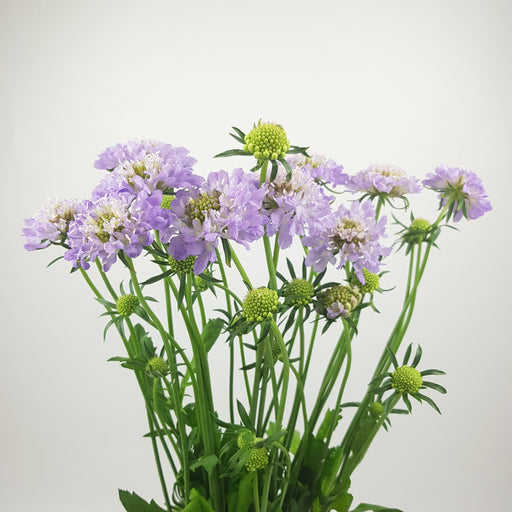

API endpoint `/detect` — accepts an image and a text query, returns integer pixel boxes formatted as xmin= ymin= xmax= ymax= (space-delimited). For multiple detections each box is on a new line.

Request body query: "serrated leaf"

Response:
xmin=118 ymin=490 xmax=166 ymax=512
xmin=190 ymin=454 xmax=219 ymax=476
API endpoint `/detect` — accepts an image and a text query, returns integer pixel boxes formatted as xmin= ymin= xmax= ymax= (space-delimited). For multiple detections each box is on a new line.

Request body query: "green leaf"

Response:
xmin=190 ymin=454 xmax=220 ymax=476
xmin=350 ymin=503 xmax=403 ymax=512
xmin=236 ymin=400 xmax=253 ymax=429
xmin=421 ymin=381 xmax=447 ymax=394
xmin=214 ymin=148 xmax=250 ymax=158
xmin=47 ymin=256 xmax=64 ymax=267
xmin=331 ymin=492 xmax=353 ymax=512
xmin=227 ymin=472 xmax=253 ymax=512
xmin=141 ymin=269 xmax=174 ymax=286
xmin=118 ymin=490 xmax=166 ymax=512
xmin=411 ymin=344 xmax=423 ymax=368
xmin=201 ymin=318 xmax=225 ymax=352
xmin=182 ymin=488 xmax=215 ymax=512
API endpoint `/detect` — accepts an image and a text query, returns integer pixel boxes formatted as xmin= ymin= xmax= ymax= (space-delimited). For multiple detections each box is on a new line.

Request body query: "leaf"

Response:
xmin=411 ymin=344 xmax=423 ymax=367
xmin=141 ymin=269 xmax=174 ymax=286
xmin=190 ymin=454 xmax=219 ymax=476
xmin=331 ymin=493 xmax=353 ymax=512
xmin=201 ymin=318 xmax=225 ymax=352
xmin=421 ymin=381 xmax=447 ymax=394
xmin=182 ymin=488 xmax=215 ymax=512
xmin=350 ymin=503 xmax=403 ymax=512
xmin=227 ymin=472 xmax=253 ymax=512
xmin=118 ymin=490 xmax=166 ymax=512
xmin=214 ymin=148 xmax=250 ymax=158
xmin=236 ymin=400 xmax=253 ymax=429
xmin=286 ymin=257 xmax=296 ymax=279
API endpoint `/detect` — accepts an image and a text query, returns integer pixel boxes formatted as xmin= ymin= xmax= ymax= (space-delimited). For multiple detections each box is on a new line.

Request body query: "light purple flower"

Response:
xmin=263 ymin=165 xmax=333 ymax=249
xmin=303 ymin=200 xmax=390 ymax=282
xmin=346 ymin=164 xmax=422 ymax=198
xmin=64 ymin=191 xmax=168 ymax=271
xmin=287 ymin=154 xmax=348 ymax=187
xmin=326 ymin=302 xmax=349 ymax=320
xmin=160 ymin=168 xmax=267 ymax=274
xmin=23 ymin=198 xmax=79 ymax=251
xmin=93 ymin=139 xmax=201 ymax=199
xmin=423 ymin=165 xmax=492 ymax=221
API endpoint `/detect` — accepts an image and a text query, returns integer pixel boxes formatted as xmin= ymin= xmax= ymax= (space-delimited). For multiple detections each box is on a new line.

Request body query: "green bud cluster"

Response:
xmin=245 ymin=447 xmax=269 ymax=472
xmin=350 ymin=268 xmax=380 ymax=295
xmin=168 ymin=255 xmax=196 ymax=273
xmin=186 ymin=192 xmax=221 ymax=222
xmin=392 ymin=365 xmax=423 ymax=394
xmin=403 ymin=218 xmax=431 ymax=245
xmin=242 ymin=288 xmax=279 ymax=322
xmin=194 ymin=275 xmax=208 ymax=292
xmin=369 ymin=401 xmax=384 ymax=418
xmin=116 ymin=294 xmax=139 ymax=316
xmin=243 ymin=121 xmax=290 ymax=161
xmin=237 ymin=430 xmax=256 ymax=449
xmin=284 ymin=278 xmax=315 ymax=306
xmin=320 ymin=285 xmax=362 ymax=315
xmin=146 ymin=356 xmax=168 ymax=376
xmin=160 ymin=194 xmax=174 ymax=209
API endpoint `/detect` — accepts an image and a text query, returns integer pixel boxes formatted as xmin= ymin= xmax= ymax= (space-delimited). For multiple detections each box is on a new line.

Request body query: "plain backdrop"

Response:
xmin=1 ymin=1 xmax=511 ymax=511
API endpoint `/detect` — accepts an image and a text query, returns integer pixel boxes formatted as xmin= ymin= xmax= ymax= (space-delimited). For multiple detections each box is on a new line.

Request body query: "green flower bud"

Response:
xmin=392 ymin=365 xmax=423 ymax=395
xmin=237 ymin=430 xmax=256 ymax=449
xmin=284 ymin=278 xmax=315 ymax=306
xmin=168 ymin=255 xmax=196 ymax=273
xmin=402 ymin=218 xmax=432 ymax=245
xmin=242 ymin=288 xmax=279 ymax=322
xmin=243 ymin=121 xmax=290 ymax=161
xmin=319 ymin=285 xmax=362 ymax=317
xmin=146 ymin=356 xmax=168 ymax=376
xmin=350 ymin=269 xmax=380 ymax=295
xmin=116 ymin=294 xmax=139 ymax=316
xmin=369 ymin=401 xmax=384 ymax=418
xmin=194 ymin=275 xmax=208 ymax=292
xmin=245 ymin=447 xmax=269 ymax=472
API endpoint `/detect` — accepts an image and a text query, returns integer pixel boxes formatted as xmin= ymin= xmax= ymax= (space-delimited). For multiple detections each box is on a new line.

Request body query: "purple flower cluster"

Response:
xmin=303 ymin=200 xmax=390 ymax=282
xmin=93 ymin=139 xmax=201 ymax=199
xmin=23 ymin=198 xmax=79 ymax=251
xmin=423 ymin=165 xmax=492 ymax=221
xmin=346 ymin=164 xmax=422 ymax=198
xmin=287 ymin=154 xmax=348 ymax=187
xmin=263 ymin=165 xmax=333 ymax=249
xmin=63 ymin=191 xmax=169 ymax=271
xmin=160 ymin=168 xmax=267 ymax=274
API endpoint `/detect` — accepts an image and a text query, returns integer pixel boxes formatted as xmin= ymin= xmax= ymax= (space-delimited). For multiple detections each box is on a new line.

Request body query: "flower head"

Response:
xmin=284 ymin=278 xmax=315 ymax=307
xmin=318 ymin=284 xmax=362 ymax=320
xmin=64 ymin=191 xmax=168 ymax=271
xmin=303 ymin=200 xmax=390 ymax=283
xmin=116 ymin=294 xmax=139 ymax=316
xmin=350 ymin=268 xmax=380 ymax=295
xmin=245 ymin=447 xmax=269 ymax=471
xmin=146 ymin=356 xmax=168 ymax=377
xmin=160 ymin=169 xmax=267 ymax=274
xmin=23 ymin=198 xmax=79 ymax=251
xmin=244 ymin=121 xmax=290 ymax=161
xmin=391 ymin=365 xmax=423 ymax=395
xmin=263 ymin=165 xmax=333 ymax=248
xmin=287 ymin=154 xmax=348 ymax=187
xmin=242 ymin=288 xmax=279 ymax=322
xmin=93 ymin=139 xmax=201 ymax=199
xmin=423 ymin=165 xmax=492 ymax=221
xmin=346 ymin=164 xmax=422 ymax=198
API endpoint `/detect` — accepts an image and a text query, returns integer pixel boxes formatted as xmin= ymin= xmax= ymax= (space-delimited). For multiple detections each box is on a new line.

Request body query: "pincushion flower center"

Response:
xmin=333 ymin=218 xmax=367 ymax=246
xmin=186 ymin=191 xmax=221 ymax=223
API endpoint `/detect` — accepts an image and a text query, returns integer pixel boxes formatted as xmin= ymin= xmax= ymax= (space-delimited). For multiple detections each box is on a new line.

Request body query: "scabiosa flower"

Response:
xmin=346 ymin=164 xmax=422 ymax=198
xmin=92 ymin=139 xmax=201 ymax=199
xmin=243 ymin=121 xmax=290 ymax=161
xmin=263 ymin=165 xmax=333 ymax=249
xmin=160 ymin=168 xmax=267 ymax=274
xmin=318 ymin=284 xmax=362 ymax=320
xmin=423 ymin=165 xmax=492 ymax=221
xmin=286 ymin=154 xmax=348 ymax=187
xmin=64 ymin=191 xmax=168 ymax=271
xmin=303 ymin=200 xmax=390 ymax=283
xmin=23 ymin=198 xmax=79 ymax=250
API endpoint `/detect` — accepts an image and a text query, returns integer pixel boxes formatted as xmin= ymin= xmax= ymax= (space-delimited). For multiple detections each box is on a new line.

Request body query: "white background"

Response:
xmin=1 ymin=1 xmax=511 ymax=511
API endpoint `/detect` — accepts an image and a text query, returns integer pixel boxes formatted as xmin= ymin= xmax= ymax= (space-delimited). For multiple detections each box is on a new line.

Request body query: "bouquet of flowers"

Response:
xmin=23 ymin=121 xmax=491 ymax=512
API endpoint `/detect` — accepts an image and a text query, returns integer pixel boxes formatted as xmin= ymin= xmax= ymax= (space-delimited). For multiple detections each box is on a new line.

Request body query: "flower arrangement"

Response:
xmin=23 ymin=121 xmax=491 ymax=512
